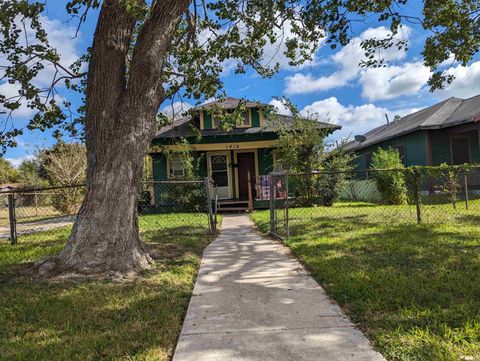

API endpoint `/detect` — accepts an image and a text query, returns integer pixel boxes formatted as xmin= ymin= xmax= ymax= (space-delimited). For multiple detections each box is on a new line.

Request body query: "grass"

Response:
xmin=0 ymin=213 xmax=217 ymax=361
xmin=252 ymin=203 xmax=480 ymax=361
xmin=0 ymin=204 xmax=62 ymax=227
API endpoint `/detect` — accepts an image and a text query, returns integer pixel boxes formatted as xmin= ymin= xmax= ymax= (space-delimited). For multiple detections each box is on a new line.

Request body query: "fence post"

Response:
xmin=204 ymin=177 xmax=215 ymax=234
xmin=464 ymin=173 xmax=469 ymax=210
xmin=7 ymin=193 xmax=17 ymax=245
xmin=269 ymin=173 xmax=275 ymax=235
xmin=413 ymin=169 xmax=422 ymax=224
xmin=285 ymin=173 xmax=289 ymax=239
xmin=247 ymin=171 xmax=253 ymax=211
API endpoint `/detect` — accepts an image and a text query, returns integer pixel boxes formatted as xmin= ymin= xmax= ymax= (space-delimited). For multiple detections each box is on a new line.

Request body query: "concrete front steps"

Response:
xmin=217 ymin=199 xmax=251 ymax=212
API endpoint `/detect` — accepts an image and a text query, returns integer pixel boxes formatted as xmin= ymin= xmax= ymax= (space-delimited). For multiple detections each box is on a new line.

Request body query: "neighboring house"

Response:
xmin=150 ymin=97 xmax=340 ymax=209
xmin=0 ymin=184 xmax=18 ymax=193
xmin=346 ymin=95 xmax=480 ymax=169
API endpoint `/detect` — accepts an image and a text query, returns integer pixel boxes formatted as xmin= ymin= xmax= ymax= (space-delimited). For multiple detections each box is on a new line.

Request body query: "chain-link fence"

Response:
xmin=1 ymin=179 xmax=217 ymax=244
xmin=269 ymin=166 xmax=480 ymax=239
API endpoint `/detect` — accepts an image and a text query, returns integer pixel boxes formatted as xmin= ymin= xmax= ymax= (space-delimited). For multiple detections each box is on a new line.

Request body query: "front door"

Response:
xmin=209 ymin=153 xmax=230 ymax=199
xmin=237 ymin=152 xmax=255 ymax=199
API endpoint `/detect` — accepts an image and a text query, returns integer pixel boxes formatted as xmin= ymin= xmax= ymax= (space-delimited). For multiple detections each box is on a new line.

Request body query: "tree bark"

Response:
xmin=38 ymin=0 xmax=191 ymax=275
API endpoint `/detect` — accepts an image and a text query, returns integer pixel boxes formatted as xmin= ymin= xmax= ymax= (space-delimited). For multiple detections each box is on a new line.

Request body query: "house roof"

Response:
xmin=345 ymin=94 xmax=480 ymax=152
xmin=0 ymin=183 xmax=19 ymax=192
xmin=155 ymin=98 xmax=340 ymax=139
xmin=193 ymin=97 xmax=266 ymax=111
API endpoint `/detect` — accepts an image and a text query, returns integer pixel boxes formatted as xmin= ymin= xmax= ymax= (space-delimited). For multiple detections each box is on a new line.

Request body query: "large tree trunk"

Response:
xmin=57 ymin=112 xmax=158 ymax=274
xmin=37 ymin=0 xmax=191 ymax=275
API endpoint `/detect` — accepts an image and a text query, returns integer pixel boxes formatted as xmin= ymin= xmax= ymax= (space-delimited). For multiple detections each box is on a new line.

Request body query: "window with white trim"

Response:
xmin=169 ymin=155 xmax=185 ymax=178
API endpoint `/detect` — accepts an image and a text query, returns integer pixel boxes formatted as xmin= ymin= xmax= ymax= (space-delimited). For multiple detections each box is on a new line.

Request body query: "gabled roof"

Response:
xmin=193 ymin=97 xmax=265 ymax=111
xmin=155 ymin=98 xmax=340 ymax=139
xmin=346 ymin=94 xmax=480 ymax=152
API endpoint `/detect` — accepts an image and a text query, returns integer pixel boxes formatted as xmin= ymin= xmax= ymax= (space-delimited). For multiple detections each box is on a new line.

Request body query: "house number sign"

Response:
xmin=226 ymin=144 xmax=240 ymax=149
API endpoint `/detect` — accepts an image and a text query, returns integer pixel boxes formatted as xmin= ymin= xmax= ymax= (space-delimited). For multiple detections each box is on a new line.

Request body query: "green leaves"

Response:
xmin=3 ymin=0 xmax=480 ymax=154
xmin=0 ymin=0 xmax=86 ymax=154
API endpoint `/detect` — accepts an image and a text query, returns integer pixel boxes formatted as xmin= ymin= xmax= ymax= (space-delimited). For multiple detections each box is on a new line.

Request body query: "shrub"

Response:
xmin=436 ymin=165 xmax=461 ymax=209
xmin=317 ymin=147 xmax=354 ymax=206
xmin=371 ymin=147 xmax=407 ymax=205
xmin=52 ymin=187 xmax=84 ymax=214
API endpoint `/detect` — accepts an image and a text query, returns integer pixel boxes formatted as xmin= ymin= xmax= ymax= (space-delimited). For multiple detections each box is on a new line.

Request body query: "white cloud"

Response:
xmin=205 ymin=18 xmax=324 ymax=75
xmin=360 ymin=62 xmax=431 ymax=101
xmin=5 ymin=154 xmax=34 ymax=168
xmin=300 ymin=96 xmax=421 ymax=140
xmin=268 ymin=99 xmax=292 ymax=116
xmin=284 ymin=26 xmax=419 ymax=99
xmin=435 ymin=61 xmax=480 ymax=99
xmin=160 ymin=101 xmax=192 ymax=120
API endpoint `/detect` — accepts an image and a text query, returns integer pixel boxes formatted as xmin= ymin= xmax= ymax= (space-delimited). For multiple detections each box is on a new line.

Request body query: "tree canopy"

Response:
xmin=2 ymin=0 xmax=480 ymax=153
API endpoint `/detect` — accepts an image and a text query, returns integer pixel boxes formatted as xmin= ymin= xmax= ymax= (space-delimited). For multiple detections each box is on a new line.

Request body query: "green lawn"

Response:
xmin=0 ymin=213 xmax=216 ymax=361
xmin=252 ymin=204 xmax=480 ymax=361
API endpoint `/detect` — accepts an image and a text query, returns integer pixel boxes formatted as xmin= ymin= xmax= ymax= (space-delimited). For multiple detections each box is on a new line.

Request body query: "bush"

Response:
xmin=371 ymin=147 xmax=407 ymax=205
xmin=52 ymin=187 xmax=84 ymax=214
xmin=160 ymin=182 xmax=206 ymax=212
xmin=317 ymin=148 xmax=353 ymax=206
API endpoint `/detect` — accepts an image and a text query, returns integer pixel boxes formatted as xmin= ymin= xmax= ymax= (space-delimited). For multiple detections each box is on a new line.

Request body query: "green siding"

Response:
xmin=258 ymin=148 xmax=274 ymax=175
xmin=430 ymin=131 xmax=450 ymax=165
xmin=251 ymin=108 xmax=261 ymax=127
xmin=203 ymin=112 xmax=212 ymax=129
xmin=354 ymin=131 xmax=427 ymax=168
xmin=194 ymin=152 xmax=207 ymax=177
xmin=152 ymin=153 xmax=168 ymax=180
xmin=471 ymin=130 xmax=480 ymax=163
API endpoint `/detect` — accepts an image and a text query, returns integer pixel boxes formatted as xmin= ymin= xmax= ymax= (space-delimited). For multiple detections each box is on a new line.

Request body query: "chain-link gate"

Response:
xmin=269 ymin=172 xmax=289 ymax=239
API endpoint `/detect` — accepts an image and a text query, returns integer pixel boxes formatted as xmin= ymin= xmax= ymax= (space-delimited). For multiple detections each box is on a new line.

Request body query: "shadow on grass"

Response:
xmin=0 ymin=266 xmax=195 ymax=361
xmin=0 ymin=220 xmax=215 ymax=360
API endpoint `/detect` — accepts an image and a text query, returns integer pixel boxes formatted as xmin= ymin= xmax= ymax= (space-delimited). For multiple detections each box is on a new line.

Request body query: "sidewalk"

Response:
xmin=173 ymin=214 xmax=385 ymax=361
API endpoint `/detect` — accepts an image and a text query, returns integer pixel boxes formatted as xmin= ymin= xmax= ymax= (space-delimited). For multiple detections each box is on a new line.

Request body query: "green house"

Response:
xmin=150 ymin=97 xmax=340 ymax=209
xmin=346 ymin=95 xmax=480 ymax=169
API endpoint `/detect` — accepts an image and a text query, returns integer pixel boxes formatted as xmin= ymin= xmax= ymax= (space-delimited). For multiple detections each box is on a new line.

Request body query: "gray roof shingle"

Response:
xmin=155 ymin=98 xmax=340 ymax=139
xmin=345 ymin=94 xmax=480 ymax=151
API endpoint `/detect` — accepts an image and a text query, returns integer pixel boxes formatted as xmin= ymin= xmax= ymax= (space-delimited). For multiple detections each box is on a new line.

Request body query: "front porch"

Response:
xmin=151 ymin=144 xmax=278 ymax=210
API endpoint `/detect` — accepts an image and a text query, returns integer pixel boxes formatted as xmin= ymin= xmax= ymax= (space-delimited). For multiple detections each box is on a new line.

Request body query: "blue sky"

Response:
xmin=3 ymin=1 xmax=480 ymax=166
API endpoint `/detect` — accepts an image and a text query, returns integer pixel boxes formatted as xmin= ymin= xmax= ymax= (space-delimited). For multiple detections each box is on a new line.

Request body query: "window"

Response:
xmin=211 ymin=155 xmax=229 ymax=187
xmin=450 ymin=137 xmax=470 ymax=165
xmin=211 ymin=110 xmax=251 ymax=129
xmin=169 ymin=156 xmax=185 ymax=178
xmin=237 ymin=111 xmax=251 ymax=127
xmin=394 ymin=144 xmax=406 ymax=165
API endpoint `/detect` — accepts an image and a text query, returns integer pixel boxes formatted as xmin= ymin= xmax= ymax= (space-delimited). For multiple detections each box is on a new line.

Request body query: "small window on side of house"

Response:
xmin=169 ymin=156 xmax=185 ymax=178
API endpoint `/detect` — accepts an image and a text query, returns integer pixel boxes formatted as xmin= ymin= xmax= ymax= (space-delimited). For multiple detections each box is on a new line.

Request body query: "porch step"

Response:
xmin=218 ymin=200 xmax=249 ymax=205
xmin=217 ymin=207 xmax=249 ymax=212
xmin=216 ymin=199 xmax=252 ymax=212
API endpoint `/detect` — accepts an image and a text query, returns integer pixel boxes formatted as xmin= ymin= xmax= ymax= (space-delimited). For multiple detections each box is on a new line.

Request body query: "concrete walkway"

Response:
xmin=173 ymin=214 xmax=385 ymax=361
